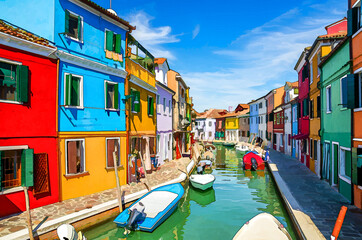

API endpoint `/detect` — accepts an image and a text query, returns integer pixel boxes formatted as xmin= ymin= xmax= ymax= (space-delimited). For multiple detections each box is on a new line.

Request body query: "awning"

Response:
xmin=291 ymin=133 xmax=308 ymax=140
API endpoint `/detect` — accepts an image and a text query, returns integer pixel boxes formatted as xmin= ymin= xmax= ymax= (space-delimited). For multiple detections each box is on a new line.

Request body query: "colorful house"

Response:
xmin=320 ymin=37 xmax=352 ymax=202
xmin=225 ymin=105 xmax=249 ymax=142
xmin=293 ymin=47 xmax=311 ymax=168
xmin=291 ymin=99 xmax=299 ymax=159
xmin=283 ymin=82 xmax=298 ymax=156
xmin=348 ymin=0 xmax=362 ymax=208
xmin=215 ymin=110 xmax=228 ymax=140
xmin=0 ymin=21 xmax=58 ymax=217
xmin=2 ymin=0 xmax=135 ymax=200
xmin=256 ymin=98 xmax=267 ymax=140
xmin=248 ymin=100 xmax=259 ymax=138
xmin=167 ymin=70 xmax=190 ymax=155
xmin=126 ymin=38 xmax=157 ymax=177
xmin=155 ymin=58 xmax=174 ymax=166
xmin=273 ymin=106 xmax=284 ymax=152
xmin=307 ymin=18 xmax=347 ymax=175
xmin=265 ymin=86 xmax=284 ymax=145
xmin=186 ymin=88 xmax=193 ymax=150
xmin=238 ymin=112 xmax=250 ymax=142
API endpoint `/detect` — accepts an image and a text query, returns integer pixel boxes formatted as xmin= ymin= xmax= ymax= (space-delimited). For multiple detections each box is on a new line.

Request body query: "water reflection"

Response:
xmin=189 ymin=187 xmax=216 ymax=207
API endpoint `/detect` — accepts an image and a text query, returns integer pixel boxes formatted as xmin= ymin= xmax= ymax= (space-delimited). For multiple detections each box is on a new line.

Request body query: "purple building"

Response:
xmin=155 ymin=58 xmax=174 ymax=165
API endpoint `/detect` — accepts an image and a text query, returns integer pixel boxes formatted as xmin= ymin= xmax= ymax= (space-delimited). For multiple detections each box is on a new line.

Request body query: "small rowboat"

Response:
xmin=190 ymin=174 xmax=216 ymax=190
xmin=114 ymin=183 xmax=184 ymax=232
xmin=223 ymin=142 xmax=236 ymax=147
xmin=242 ymin=152 xmax=265 ymax=170
xmin=233 ymin=213 xmax=292 ymax=240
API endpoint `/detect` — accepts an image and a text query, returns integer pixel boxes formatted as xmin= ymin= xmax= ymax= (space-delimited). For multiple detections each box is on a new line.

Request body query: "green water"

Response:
xmin=83 ymin=145 xmax=297 ymax=240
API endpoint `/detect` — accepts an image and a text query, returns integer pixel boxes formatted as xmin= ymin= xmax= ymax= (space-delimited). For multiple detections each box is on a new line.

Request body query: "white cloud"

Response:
xmin=127 ymin=11 xmax=180 ymax=59
xmin=192 ymin=24 xmax=200 ymax=39
xmin=185 ymin=4 xmax=346 ymax=112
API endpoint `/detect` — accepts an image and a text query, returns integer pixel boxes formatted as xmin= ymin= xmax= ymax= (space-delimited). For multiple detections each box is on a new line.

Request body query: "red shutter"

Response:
xmin=33 ymin=153 xmax=50 ymax=195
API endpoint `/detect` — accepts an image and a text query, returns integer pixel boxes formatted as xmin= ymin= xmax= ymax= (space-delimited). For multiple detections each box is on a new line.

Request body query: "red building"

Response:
xmin=293 ymin=47 xmax=311 ymax=167
xmin=0 ymin=21 xmax=58 ymax=217
xmin=273 ymin=107 xmax=284 ymax=152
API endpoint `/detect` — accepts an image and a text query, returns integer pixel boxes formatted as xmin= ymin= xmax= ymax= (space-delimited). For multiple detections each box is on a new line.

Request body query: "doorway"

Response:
xmin=331 ymin=142 xmax=339 ymax=186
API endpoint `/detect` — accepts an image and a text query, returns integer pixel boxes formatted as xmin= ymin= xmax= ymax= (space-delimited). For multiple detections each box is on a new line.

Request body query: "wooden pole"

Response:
xmin=23 ymin=187 xmax=34 ymax=240
xmin=113 ymin=147 xmax=123 ymax=212
xmin=139 ymin=139 xmax=150 ymax=191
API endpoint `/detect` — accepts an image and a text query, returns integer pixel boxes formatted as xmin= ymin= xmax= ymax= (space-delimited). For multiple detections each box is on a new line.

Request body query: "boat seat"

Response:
xmin=130 ymin=191 xmax=178 ymax=218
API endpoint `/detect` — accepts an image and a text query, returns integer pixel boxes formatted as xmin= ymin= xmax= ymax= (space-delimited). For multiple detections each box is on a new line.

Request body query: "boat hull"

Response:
xmin=190 ymin=174 xmax=215 ymax=191
xmin=113 ymin=183 xmax=184 ymax=232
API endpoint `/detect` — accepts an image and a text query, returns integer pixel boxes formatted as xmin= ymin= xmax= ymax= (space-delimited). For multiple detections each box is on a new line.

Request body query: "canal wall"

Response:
xmin=267 ymin=158 xmax=326 ymax=240
xmin=0 ymin=144 xmax=201 ymax=240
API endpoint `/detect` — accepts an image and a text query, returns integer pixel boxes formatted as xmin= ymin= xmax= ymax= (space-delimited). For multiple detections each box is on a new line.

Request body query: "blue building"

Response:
xmin=2 ymin=0 xmax=135 ymax=200
xmin=291 ymin=100 xmax=299 ymax=159
xmin=248 ymin=100 xmax=259 ymax=139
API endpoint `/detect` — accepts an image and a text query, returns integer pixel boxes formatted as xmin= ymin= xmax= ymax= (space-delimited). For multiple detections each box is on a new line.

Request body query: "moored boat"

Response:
xmin=233 ymin=213 xmax=292 ymax=240
xmin=242 ymin=151 xmax=265 ymax=170
xmin=223 ymin=142 xmax=236 ymax=147
xmin=189 ymin=174 xmax=216 ymax=190
xmin=235 ymin=144 xmax=249 ymax=152
xmin=114 ymin=183 xmax=184 ymax=232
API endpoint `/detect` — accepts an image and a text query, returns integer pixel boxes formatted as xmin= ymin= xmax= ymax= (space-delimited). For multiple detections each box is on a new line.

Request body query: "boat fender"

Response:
xmin=125 ymin=202 xmax=146 ymax=231
xmin=197 ymin=166 xmax=204 ymax=174
xmin=251 ymin=158 xmax=258 ymax=171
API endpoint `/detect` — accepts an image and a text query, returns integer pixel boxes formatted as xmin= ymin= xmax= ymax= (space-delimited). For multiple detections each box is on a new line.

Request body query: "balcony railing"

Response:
xmin=126 ymin=58 xmax=155 ymax=87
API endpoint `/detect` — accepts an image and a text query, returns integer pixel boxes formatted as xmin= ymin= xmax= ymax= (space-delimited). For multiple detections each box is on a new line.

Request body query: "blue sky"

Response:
xmin=6 ymin=0 xmax=347 ymax=112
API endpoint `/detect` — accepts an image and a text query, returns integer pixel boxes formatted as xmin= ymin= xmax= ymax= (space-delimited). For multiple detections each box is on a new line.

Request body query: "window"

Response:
xmin=310 ymin=139 xmax=313 ymax=159
xmin=326 ymin=85 xmax=332 ymax=113
xmin=317 ymin=52 xmax=321 ymax=76
xmin=106 ymin=138 xmax=120 ymax=168
xmin=65 ymin=10 xmax=82 ymax=41
xmin=209 ymin=121 xmax=212 ymax=127
xmin=209 ymin=132 xmax=212 ymax=137
xmin=340 ymin=76 xmax=348 ymax=108
xmin=130 ymin=89 xmax=140 ymax=113
xmin=105 ymin=81 xmax=119 ymax=110
xmin=273 ymin=134 xmax=276 ymax=144
xmin=65 ymin=73 xmax=83 ymax=107
xmin=314 ymin=140 xmax=317 ymax=160
xmin=317 ymin=96 xmax=321 ymax=118
xmin=148 ymin=96 xmax=154 ymax=116
xmin=66 ymin=140 xmax=85 ymax=175
xmin=340 ymin=148 xmax=351 ymax=180
xmin=105 ymin=30 xmax=122 ymax=54
xmin=169 ymin=100 xmax=171 ymax=115
xmin=310 ymin=62 xmax=313 ymax=84
xmin=259 ymin=102 xmax=262 ymax=108
xmin=0 ymin=149 xmax=34 ymax=190
xmin=0 ymin=61 xmax=29 ymax=103
xmin=303 ymin=99 xmax=309 ymax=117
xmin=310 ymin=99 xmax=314 ymax=118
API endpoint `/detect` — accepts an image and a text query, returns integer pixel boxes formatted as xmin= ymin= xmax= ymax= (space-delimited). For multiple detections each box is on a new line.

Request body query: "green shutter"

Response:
xmin=347 ymin=74 xmax=356 ymax=109
xmin=115 ymin=34 xmax=122 ymax=53
xmin=77 ymin=16 xmax=82 ymax=40
xmin=352 ymin=147 xmax=358 ymax=185
xmin=150 ymin=97 xmax=154 ymax=116
xmin=16 ymin=65 xmax=29 ymax=103
xmin=106 ymin=31 xmax=114 ymax=51
xmin=105 ymin=82 xmax=109 ymax=108
xmin=65 ymin=10 xmax=70 ymax=34
xmin=65 ymin=74 xmax=72 ymax=105
xmin=134 ymin=91 xmax=140 ymax=113
xmin=0 ymin=151 xmax=2 ymax=191
xmin=71 ymin=77 xmax=80 ymax=106
xmin=114 ymin=83 xmax=119 ymax=110
xmin=21 ymin=149 xmax=34 ymax=187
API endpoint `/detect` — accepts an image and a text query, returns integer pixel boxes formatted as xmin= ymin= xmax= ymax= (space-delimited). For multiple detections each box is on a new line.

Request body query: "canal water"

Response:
xmin=83 ymin=145 xmax=297 ymax=240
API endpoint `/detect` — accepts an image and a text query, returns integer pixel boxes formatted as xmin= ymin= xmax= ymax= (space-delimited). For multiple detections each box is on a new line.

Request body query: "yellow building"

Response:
xmin=307 ymin=21 xmax=347 ymax=174
xmin=125 ymin=39 xmax=157 ymax=180
xmin=225 ymin=116 xmax=239 ymax=142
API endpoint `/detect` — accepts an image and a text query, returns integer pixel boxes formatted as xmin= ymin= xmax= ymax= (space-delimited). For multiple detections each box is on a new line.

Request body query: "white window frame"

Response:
xmin=339 ymin=147 xmax=351 ymax=184
xmin=64 ymin=73 xmax=84 ymax=109
xmin=65 ymin=138 xmax=86 ymax=176
xmin=65 ymin=10 xmax=84 ymax=43
xmin=326 ymin=85 xmax=332 ymax=113
xmin=104 ymin=80 xmax=119 ymax=111
xmin=105 ymin=137 xmax=121 ymax=169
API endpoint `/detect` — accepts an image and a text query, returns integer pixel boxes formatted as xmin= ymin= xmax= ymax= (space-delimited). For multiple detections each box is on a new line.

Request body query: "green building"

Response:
xmin=320 ymin=38 xmax=352 ymax=201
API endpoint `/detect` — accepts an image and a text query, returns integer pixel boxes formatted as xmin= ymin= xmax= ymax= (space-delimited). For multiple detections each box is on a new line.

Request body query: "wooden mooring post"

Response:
xmin=23 ymin=187 xmax=34 ymax=240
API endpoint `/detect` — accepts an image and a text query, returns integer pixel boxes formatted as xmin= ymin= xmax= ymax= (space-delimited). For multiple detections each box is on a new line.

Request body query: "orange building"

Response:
xmin=349 ymin=0 xmax=362 ymax=208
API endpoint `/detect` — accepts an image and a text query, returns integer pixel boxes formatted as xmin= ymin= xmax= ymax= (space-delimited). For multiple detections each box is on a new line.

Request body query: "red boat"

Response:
xmin=242 ymin=152 xmax=265 ymax=170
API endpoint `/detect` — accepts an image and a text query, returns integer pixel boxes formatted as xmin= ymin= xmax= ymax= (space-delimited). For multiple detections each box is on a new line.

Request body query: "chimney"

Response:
xmin=228 ymin=106 xmax=233 ymax=112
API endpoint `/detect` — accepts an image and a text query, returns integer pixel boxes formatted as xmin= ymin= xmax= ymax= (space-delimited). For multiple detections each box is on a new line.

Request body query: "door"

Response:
xmin=332 ymin=143 xmax=339 ymax=186
xmin=316 ymin=140 xmax=321 ymax=177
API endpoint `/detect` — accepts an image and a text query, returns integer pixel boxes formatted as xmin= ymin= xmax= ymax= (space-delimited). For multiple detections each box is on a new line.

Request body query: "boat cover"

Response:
xmin=190 ymin=174 xmax=215 ymax=185
xmin=243 ymin=152 xmax=264 ymax=170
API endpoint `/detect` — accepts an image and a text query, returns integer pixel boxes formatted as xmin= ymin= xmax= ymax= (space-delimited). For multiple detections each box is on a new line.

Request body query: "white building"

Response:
xmin=193 ymin=109 xmax=224 ymax=141
xmin=283 ymin=81 xmax=299 ymax=156
xmin=255 ymin=97 xmax=267 ymax=140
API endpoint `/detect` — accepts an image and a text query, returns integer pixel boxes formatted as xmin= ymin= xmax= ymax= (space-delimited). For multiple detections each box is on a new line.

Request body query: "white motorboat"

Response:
xmin=190 ymin=174 xmax=215 ymax=190
xmin=233 ymin=213 xmax=292 ymax=240
xmin=235 ymin=145 xmax=249 ymax=152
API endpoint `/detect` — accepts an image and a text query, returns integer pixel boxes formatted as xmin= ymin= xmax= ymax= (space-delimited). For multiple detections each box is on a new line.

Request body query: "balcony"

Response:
xmin=126 ymin=58 xmax=155 ymax=87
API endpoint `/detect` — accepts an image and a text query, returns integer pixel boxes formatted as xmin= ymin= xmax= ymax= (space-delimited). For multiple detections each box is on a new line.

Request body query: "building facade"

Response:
xmin=283 ymin=82 xmax=298 ymax=156
xmin=249 ymin=101 xmax=259 ymax=138
xmin=273 ymin=107 xmax=284 ymax=152
xmin=256 ymin=98 xmax=267 ymax=140
xmin=238 ymin=114 xmax=250 ymax=142
xmin=291 ymin=100 xmax=299 ymax=159
xmin=0 ymin=22 xmax=59 ymax=217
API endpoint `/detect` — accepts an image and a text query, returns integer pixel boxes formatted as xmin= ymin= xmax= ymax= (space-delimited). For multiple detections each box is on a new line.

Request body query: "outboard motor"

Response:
xmin=197 ymin=165 xmax=205 ymax=174
xmin=125 ymin=202 xmax=146 ymax=231
xmin=251 ymin=158 xmax=258 ymax=171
